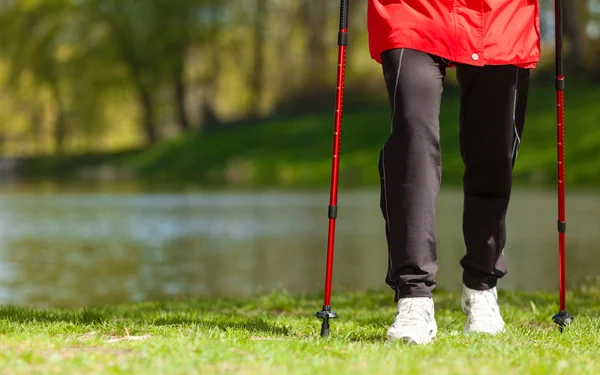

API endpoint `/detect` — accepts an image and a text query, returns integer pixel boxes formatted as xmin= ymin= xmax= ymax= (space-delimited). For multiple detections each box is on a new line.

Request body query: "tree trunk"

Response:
xmin=170 ymin=2 xmax=192 ymax=133
xmin=564 ymin=1 xmax=589 ymax=70
xmin=202 ymin=1 xmax=224 ymax=128
xmin=250 ymin=0 xmax=267 ymax=116
xmin=29 ymin=107 xmax=43 ymax=154
xmin=54 ymin=106 xmax=66 ymax=155
xmin=102 ymin=7 xmax=160 ymax=145
xmin=202 ymin=42 xmax=222 ymax=130
xmin=50 ymin=82 xmax=67 ymax=155
xmin=304 ymin=0 xmax=328 ymax=84
xmin=174 ymin=64 xmax=190 ymax=132
xmin=138 ymin=85 xmax=158 ymax=144
xmin=274 ymin=0 xmax=297 ymax=93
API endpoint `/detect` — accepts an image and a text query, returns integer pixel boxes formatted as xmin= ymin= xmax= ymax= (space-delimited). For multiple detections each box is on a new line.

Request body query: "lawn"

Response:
xmin=1 ymin=286 xmax=598 ymax=374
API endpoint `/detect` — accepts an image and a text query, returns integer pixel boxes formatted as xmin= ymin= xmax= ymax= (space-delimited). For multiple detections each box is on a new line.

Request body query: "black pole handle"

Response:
xmin=338 ymin=0 xmax=350 ymax=46
xmin=339 ymin=0 xmax=349 ymax=30
xmin=555 ymin=0 xmax=564 ymax=77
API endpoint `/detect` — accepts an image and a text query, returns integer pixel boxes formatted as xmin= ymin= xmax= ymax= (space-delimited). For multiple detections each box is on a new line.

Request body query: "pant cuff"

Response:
xmin=462 ymin=275 xmax=498 ymax=291
xmin=394 ymin=286 xmax=434 ymax=301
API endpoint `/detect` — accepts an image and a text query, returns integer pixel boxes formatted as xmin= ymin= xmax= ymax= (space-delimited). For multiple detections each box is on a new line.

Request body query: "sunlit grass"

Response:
xmin=0 ymin=286 xmax=598 ymax=374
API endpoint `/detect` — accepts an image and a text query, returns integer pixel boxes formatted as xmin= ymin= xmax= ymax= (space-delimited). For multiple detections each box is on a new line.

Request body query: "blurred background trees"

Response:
xmin=0 ymin=0 xmax=598 ymax=157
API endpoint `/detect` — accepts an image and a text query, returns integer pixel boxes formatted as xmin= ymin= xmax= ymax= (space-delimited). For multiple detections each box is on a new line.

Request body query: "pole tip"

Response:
xmin=316 ymin=307 xmax=337 ymax=337
xmin=552 ymin=310 xmax=574 ymax=330
xmin=320 ymin=319 xmax=330 ymax=337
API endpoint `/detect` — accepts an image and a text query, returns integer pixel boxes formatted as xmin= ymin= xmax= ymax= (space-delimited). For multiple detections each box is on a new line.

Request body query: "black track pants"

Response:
xmin=378 ymin=48 xmax=530 ymax=301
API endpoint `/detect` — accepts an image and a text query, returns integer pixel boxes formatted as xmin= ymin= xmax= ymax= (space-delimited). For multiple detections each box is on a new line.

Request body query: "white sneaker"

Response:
xmin=387 ymin=297 xmax=437 ymax=344
xmin=461 ymin=285 xmax=505 ymax=334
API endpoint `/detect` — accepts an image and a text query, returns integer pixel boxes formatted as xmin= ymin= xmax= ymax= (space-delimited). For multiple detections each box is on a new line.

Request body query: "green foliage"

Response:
xmin=110 ymin=81 xmax=600 ymax=188
xmin=0 ymin=0 xmax=229 ymax=154
xmin=0 ymin=0 xmax=598 ymax=161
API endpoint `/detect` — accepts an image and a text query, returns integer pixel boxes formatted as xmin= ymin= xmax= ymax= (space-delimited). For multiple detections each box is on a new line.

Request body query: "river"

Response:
xmin=0 ymin=185 xmax=597 ymax=307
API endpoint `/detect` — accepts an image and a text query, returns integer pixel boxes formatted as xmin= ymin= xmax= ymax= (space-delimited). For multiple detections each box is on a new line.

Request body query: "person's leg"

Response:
xmin=379 ymin=48 xmax=447 ymax=302
xmin=456 ymin=64 xmax=530 ymax=334
xmin=456 ymin=64 xmax=530 ymax=290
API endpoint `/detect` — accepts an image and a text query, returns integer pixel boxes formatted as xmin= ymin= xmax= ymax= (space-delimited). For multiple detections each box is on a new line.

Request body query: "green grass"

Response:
xmin=1 ymin=286 xmax=599 ymax=374
xmin=16 ymin=79 xmax=600 ymax=189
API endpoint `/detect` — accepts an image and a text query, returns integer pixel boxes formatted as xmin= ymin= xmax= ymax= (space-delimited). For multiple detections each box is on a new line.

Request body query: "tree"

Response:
xmin=249 ymin=0 xmax=268 ymax=117
xmin=303 ymin=0 xmax=328 ymax=84
xmin=564 ymin=1 xmax=591 ymax=71
xmin=0 ymin=0 xmax=76 ymax=154
xmin=84 ymin=0 xmax=164 ymax=144
xmin=153 ymin=0 xmax=199 ymax=132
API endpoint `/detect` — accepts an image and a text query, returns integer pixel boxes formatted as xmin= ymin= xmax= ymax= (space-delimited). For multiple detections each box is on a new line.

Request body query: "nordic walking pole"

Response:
xmin=551 ymin=0 xmax=573 ymax=331
xmin=315 ymin=0 xmax=349 ymax=337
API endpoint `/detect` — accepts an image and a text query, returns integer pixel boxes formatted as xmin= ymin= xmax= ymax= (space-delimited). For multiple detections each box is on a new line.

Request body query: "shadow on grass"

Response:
xmin=0 ymin=305 xmax=290 ymax=336
xmin=154 ymin=316 xmax=291 ymax=336
xmin=1 ymin=286 xmax=597 ymax=340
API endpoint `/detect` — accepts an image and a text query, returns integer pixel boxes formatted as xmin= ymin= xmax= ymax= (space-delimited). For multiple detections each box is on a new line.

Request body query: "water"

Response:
xmin=0 ymin=185 xmax=598 ymax=308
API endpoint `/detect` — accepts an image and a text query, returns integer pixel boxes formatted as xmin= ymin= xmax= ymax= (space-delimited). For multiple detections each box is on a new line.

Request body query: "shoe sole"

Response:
xmin=386 ymin=334 xmax=434 ymax=345
xmin=463 ymin=328 xmax=505 ymax=335
xmin=386 ymin=335 xmax=429 ymax=345
xmin=386 ymin=326 xmax=437 ymax=345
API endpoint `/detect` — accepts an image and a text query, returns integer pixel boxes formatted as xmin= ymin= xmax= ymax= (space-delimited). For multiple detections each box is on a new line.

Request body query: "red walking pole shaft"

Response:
xmin=552 ymin=0 xmax=572 ymax=331
xmin=324 ymin=26 xmax=348 ymax=309
xmin=557 ymin=87 xmax=566 ymax=311
xmin=555 ymin=0 xmax=566 ymax=312
xmin=316 ymin=0 xmax=349 ymax=337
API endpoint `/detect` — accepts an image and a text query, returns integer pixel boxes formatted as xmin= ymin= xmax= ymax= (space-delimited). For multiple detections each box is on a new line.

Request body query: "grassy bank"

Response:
xmin=16 ymin=80 xmax=600 ymax=189
xmin=1 ymin=287 xmax=599 ymax=374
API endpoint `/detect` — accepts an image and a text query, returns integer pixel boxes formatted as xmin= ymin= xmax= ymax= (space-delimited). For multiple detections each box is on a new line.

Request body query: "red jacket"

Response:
xmin=367 ymin=0 xmax=541 ymax=68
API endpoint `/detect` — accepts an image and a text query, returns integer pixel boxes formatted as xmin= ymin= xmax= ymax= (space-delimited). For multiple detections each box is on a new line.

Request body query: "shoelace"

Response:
xmin=393 ymin=300 xmax=431 ymax=328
